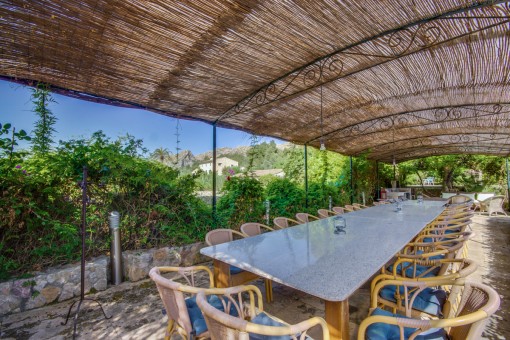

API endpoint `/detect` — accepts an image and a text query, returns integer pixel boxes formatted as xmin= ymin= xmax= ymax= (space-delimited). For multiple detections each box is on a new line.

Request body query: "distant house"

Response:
xmin=251 ymin=169 xmax=285 ymax=178
xmin=198 ymin=157 xmax=238 ymax=174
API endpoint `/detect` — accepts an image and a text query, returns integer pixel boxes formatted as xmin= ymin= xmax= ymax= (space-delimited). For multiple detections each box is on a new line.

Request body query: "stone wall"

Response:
xmin=0 ymin=242 xmax=207 ymax=316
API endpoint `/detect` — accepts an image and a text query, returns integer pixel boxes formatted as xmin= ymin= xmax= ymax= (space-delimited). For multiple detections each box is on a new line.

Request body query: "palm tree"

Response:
xmin=151 ymin=148 xmax=172 ymax=164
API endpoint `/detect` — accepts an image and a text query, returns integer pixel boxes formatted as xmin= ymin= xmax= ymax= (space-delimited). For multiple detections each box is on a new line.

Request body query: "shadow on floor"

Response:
xmin=0 ymin=215 xmax=508 ymax=339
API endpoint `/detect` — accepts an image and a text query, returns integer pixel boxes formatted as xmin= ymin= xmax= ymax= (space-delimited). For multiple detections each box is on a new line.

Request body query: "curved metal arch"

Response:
xmin=217 ymin=1 xmax=510 ymax=123
xmin=366 ymin=132 xmax=510 ymax=155
xmin=372 ymin=139 xmax=510 ymax=160
xmin=344 ymin=125 xmax=510 ymax=157
xmin=314 ymin=102 xmax=510 ymax=143
xmin=381 ymin=144 xmax=510 ymax=163
xmin=310 ymin=103 xmax=510 ymax=145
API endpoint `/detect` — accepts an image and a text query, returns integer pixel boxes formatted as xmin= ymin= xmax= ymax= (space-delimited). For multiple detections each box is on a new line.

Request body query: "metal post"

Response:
xmin=80 ymin=166 xmax=87 ymax=300
xmin=109 ymin=211 xmax=122 ymax=285
xmin=376 ymin=161 xmax=380 ymax=200
xmin=350 ymin=156 xmax=354 ymax=204
xmin=506 ymin=158 xmax=510 ymax=201
xmin=212 ymin=123 xmax=217 ymax=218
xmin=304 ymin=144 xmax=308 ymax=208
xmin=265 ymin=199 xmax=270 ymax=226
xmin=62 ymin=166 xmax=110 ymax=336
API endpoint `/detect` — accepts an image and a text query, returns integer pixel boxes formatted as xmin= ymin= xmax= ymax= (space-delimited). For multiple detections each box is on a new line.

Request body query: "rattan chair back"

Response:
xmin=273 ymin=217 xmax=300 ymax=229
xmin=197 ymin=285 xmax=330 ymax=340
xmin=149 ymin=266 xmax=215 ymax=339
xmin=295 ymin=212 xmax=320 ymax=223
xmin=240 ymin=223 xmax=274 ymax=237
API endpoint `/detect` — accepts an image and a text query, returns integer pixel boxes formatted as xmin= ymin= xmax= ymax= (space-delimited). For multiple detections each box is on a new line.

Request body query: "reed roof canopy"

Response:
xmin=1 ymin=0 xmax=509 ymax=163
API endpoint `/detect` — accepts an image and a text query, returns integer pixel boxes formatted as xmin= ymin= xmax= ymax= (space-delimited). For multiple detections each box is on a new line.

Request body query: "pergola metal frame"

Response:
xmin=1 ymin=0 xmax=510 ymax=210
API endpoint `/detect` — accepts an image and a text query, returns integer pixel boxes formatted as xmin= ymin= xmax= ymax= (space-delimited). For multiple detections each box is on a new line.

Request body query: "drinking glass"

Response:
xmin=333 ymin=216 xmax=346 ymax=234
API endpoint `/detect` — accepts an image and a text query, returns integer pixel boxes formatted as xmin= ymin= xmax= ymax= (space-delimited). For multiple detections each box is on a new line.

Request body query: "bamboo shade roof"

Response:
xmin=1 ymin=0 xmax=509 ymax=162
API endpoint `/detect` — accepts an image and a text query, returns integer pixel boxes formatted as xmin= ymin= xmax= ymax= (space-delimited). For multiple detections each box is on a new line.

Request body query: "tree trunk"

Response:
xmin=444 ymin=167 xmax=455 ymax=191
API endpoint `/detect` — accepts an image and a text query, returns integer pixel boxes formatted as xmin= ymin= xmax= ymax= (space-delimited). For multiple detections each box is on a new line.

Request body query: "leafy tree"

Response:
xmin=31 ymin=84 xmax=57 ymax=154
xmin=0 ymin=123 xmax=31 ymax=161
xmin=151 ymin=147 xmax=173 ymax=165
xmin=282 ymin=145 xmax=305 ymax=182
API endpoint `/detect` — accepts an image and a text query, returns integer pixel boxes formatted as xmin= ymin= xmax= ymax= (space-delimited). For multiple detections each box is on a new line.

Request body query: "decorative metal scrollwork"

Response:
xmin=219 ymin=2 xmax=510 ymax=122
xmin=385 ymin=23 xmax=442 ymax=56
xmin=320 ymin=103 xmax=510 ymax=143
xmin=449 ymin=134 xmax=471 ymax=143
xmin=368 ymin=132 xmax=510 ymax=161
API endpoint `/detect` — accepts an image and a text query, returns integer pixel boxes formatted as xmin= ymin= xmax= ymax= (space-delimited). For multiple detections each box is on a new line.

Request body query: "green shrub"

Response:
xmin=217 ymin=176 xmax=265 ymax=229
xmin=0 ymin=131 xmax=212 ymax=279
xmin=264 ymin=178 xmax=304 ymax=218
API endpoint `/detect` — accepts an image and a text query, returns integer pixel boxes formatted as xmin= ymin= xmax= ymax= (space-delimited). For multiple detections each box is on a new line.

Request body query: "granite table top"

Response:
xmin=201 ymin=201 xmax=445 ymax=301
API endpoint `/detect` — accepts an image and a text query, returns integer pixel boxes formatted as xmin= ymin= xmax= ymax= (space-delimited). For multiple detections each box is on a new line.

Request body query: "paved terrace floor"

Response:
xmin=1 ymin=215 xmax=508 ymax=339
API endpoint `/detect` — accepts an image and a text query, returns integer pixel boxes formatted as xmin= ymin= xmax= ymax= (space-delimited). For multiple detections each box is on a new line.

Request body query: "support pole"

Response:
xmin=304 ymin=144 xmax=308 ymax=209
xmin=350 ymin=156 xmax=354 ymax=204
xmin=212 ymin=123 xmax=217 ymax=219
xmin=506 ymin=158 xmax=510 ymax=202
xmin=62 ymin=166 xmax=110 ymax=338
xmin=376 ymin=161 xmax=380 ymax=200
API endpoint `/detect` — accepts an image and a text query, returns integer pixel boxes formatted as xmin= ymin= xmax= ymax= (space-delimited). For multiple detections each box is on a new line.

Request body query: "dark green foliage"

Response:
xmin=0 ymin=130 xmax=212 ymax=279
xmin=307 ymin=182 xmax=342 ymax=212
xmin=0 ymin=123 xmax=31 ymax=161
xmin=217 ymin=176 xmax=265 ymax=229
xmin=31 ymin=84 xmax=57 ymax=154
xmin=265 ymin=178 xmax=304 ymax=217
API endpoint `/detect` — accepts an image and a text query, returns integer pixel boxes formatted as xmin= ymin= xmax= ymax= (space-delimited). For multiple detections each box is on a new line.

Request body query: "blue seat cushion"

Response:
xmin=366 ymin=307 xmax=448 ymax=340
xmin=230 ymin=265 xmax=244 ymax=275
xmin=379 ymin=286 xmax=447 ymax=316
xmin=249 ymin=312 xmax=310 ymax=340
xmin=186 ymin=295 xmax=238 ymax=336
xmin=387 ymin=263 xmax=440 ymax=278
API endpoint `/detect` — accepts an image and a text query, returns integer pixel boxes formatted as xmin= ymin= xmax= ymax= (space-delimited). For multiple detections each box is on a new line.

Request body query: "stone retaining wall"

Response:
xmin=0 ymin=242 xmax=207 ymax=316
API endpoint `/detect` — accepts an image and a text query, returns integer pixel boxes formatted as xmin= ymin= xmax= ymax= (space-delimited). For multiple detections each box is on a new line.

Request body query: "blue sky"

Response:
xmin=0 ymin=80 xmax=282 ymax=155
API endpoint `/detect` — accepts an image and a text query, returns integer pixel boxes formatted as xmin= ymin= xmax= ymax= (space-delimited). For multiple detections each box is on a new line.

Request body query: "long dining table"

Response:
xmin=200 ymin=200 xmax=445 ymax=340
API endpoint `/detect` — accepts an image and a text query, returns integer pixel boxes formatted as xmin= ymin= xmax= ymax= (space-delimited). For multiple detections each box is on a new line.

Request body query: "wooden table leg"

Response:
xmin=325 ymin=299 xmax=350 ymax=340
xmin=213 ymin=260 xmax=230 ymax=288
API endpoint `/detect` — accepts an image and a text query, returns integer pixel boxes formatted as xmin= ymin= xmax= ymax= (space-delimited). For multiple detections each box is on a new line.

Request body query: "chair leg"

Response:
xmin=165 ymin=319 xmax=175 ymax=340
xmin=264 ymin=279 xmax=273 ymax=303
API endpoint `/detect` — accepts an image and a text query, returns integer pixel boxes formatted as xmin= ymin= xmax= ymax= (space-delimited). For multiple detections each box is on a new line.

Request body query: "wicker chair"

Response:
xmin=273 ymin=217 xmax=300 ymax=229
xmin=343 ymin=205 xmax=355 ymax=212
xmin=295 ymin=212 xmax=320 ymax=223
xmin=317 ymin=208 xmax=337 ymax=219
xmin=331 ymin=206 xmax=345 ymax=214
xmin=240 ymin=222 xmax=274 ymax=237
xmin=371 ymin=258 xmax=477 ymax=317
xmin=447 ymin=194 xmax=473 ymax=205
xmin=478 ymin=195 xmax=507 ymax=216
xmin=359 ymin=279 xmax=500 ymax=340
xmin=353 ymin=203 xmax=369 ymax=209
xmin=205 ymin=229 xmax=273 ymax=302
xmin=196 ymin=285 xmax=330 ymax=340
xmin=149 ymin=266 xmax=217 ymax=340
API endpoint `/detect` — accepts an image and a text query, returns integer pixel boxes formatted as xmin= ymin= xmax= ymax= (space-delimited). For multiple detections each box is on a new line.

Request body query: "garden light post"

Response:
xmin=109 ymin=211 xmax=123 ymax=285
xmin=265 ymin=199 xmax=270 ymax=225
